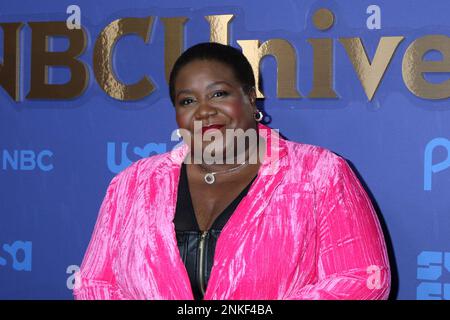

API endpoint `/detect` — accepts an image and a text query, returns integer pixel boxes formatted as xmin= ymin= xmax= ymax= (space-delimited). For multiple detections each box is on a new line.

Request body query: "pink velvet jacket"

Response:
xmin=74 ymin=123 xmax=391 ymax=300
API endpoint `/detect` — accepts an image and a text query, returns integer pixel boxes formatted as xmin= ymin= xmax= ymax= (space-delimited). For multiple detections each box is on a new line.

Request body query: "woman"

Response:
xmin=74 ymin=42 xmax=391 ymax=300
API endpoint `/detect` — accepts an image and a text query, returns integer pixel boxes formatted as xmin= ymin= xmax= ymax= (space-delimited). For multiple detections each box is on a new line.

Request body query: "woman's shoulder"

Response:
xmin=281 ymin=139 xmax=350 ymax=189
xmin=284 ymin=139 xmax=344 ymax=169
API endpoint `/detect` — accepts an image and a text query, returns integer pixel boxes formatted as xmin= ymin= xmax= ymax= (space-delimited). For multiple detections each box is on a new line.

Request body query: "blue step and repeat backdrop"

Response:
xmin=0 ymin=0 xmax=449 ymax=300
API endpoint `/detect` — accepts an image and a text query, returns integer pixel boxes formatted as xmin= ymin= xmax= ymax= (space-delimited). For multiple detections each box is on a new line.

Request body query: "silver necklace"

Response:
xmin=200 ymin=161 xmax=249 ymax=184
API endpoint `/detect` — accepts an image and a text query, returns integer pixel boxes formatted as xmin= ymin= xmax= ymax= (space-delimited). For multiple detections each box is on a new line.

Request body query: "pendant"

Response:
xmin=204 ymin=173 xmax=215 ymax=184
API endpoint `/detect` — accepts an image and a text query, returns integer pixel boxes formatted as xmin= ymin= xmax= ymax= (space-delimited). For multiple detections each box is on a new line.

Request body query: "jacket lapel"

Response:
xmin=205 ymin=124 xmax=289 ymax=299
xmin=162 ymin=123 xmax=289 ymax=299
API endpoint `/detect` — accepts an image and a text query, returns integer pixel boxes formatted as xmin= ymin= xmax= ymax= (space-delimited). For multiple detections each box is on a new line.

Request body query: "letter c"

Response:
xmin=37 ymin=150 xmax=53 ymax=171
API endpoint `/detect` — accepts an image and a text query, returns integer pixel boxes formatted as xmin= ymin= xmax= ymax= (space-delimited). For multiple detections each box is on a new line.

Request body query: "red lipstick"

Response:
xmin=202 ymin=124 xmax=224 ymax=134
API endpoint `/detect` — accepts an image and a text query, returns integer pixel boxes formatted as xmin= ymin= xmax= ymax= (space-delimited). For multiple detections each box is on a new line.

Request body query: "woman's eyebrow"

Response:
xmin=206 ymin=81 xmax=233 ymax=89
xmin=176 ymin=89 xmax=194 ymax=99
xmin=176 ymin=81 xmax=233 ymax=98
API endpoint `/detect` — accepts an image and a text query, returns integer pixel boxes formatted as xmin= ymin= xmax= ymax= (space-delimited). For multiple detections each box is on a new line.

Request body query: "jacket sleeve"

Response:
xmin=285 ymin=154 xmax=391 ymax=300
xmin=73 ymin=175 xmax=125 ymax=300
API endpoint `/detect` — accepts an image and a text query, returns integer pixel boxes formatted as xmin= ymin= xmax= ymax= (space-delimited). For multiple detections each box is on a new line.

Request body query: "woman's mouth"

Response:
xmin=202 ymin=124 xmax=225 ymax=135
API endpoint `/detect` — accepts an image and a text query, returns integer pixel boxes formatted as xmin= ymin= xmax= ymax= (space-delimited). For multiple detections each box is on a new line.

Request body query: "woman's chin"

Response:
xmin=191 ymin=143 xmax=236 ymax=164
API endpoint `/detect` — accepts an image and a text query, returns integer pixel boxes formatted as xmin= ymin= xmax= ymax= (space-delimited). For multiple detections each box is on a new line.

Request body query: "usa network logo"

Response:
xmin=0 ymin=240 xmax=32 ymax=272
xmin=107 ymin=142 xmax=167 ymax=173
xmin=417 ymin=251 xmax=450 ymax=300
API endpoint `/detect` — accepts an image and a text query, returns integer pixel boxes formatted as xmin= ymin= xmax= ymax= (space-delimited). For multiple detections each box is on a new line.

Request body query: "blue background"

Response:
xmin=0 ymin=0 xmax=449 ymax=299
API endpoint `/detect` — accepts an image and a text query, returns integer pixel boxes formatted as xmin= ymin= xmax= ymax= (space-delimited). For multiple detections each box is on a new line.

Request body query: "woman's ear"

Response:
xmin=248 ymin=86 xmax=257 ymax=106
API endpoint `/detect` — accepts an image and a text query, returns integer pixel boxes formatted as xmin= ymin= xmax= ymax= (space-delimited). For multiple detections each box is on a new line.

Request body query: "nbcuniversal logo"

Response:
xmin=2 ymin=6 xmax=450 ymax=104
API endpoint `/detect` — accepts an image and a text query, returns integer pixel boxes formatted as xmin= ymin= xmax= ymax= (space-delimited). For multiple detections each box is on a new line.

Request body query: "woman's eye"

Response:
xmin=180 ymin=98 xmax=194 ymax=106
xmin=212 ymin=91 xmax=228 ymax=98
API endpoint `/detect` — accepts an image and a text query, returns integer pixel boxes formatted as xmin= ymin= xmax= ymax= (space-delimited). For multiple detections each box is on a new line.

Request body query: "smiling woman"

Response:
xmin=173 ymin=60 xmax=259 ymax=166
xmin=74 ymin=42 xmax=391 ymax=300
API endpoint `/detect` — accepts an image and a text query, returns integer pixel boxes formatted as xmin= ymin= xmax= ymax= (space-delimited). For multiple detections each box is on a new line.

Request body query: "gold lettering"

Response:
xmin=237 ymin=39 xmax=301 ymax=98
xmin=340 ymin=36 xmax=404 ymax=101
xmin=93 ymin=17 xmax=154 ymax=101
xmin=205 ymin=14 xmax=234 ymax=45
xmin=312 ymin=8 xmax=335 ymax=31
xmin=161 ymin=17 xmax=188 ymax=84
xmin=308 ymin=38 xmax=337 ymax=98
xmin=27 ymin=21 xmax=88 ymax=99
xmin=402 ymin=35 xmax=450 ymax=99
xmin=0 ymin=22 xmax=23 ymax=101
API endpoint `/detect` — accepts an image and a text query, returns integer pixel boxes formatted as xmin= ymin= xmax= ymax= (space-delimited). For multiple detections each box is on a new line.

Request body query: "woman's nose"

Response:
xmin=194 ymin=99 xmax=217 ymax=119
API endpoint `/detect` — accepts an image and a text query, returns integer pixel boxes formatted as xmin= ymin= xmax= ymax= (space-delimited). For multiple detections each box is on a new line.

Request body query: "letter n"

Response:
xmin=27 ymin=22 xmax=88 ymax=99
xmin=0 ymin=23 xmax=24 ymax=101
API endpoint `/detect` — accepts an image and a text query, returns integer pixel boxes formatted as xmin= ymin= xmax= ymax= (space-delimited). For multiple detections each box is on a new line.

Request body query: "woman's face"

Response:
xmin=173 ymin=59 xmax=257 ymax=162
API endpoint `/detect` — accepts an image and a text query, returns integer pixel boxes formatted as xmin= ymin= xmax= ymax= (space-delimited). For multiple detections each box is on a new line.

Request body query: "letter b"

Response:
xmin=20 ymin=150 xmax=36 ymax=170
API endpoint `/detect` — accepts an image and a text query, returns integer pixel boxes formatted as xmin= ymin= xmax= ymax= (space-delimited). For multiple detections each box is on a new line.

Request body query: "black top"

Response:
xmin=174 ymin=162 xmax=257 ymax=300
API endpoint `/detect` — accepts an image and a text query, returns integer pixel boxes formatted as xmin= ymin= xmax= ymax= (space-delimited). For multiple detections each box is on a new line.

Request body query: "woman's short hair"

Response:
xmin=169 ymin=42 xmax=256 ymax=105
